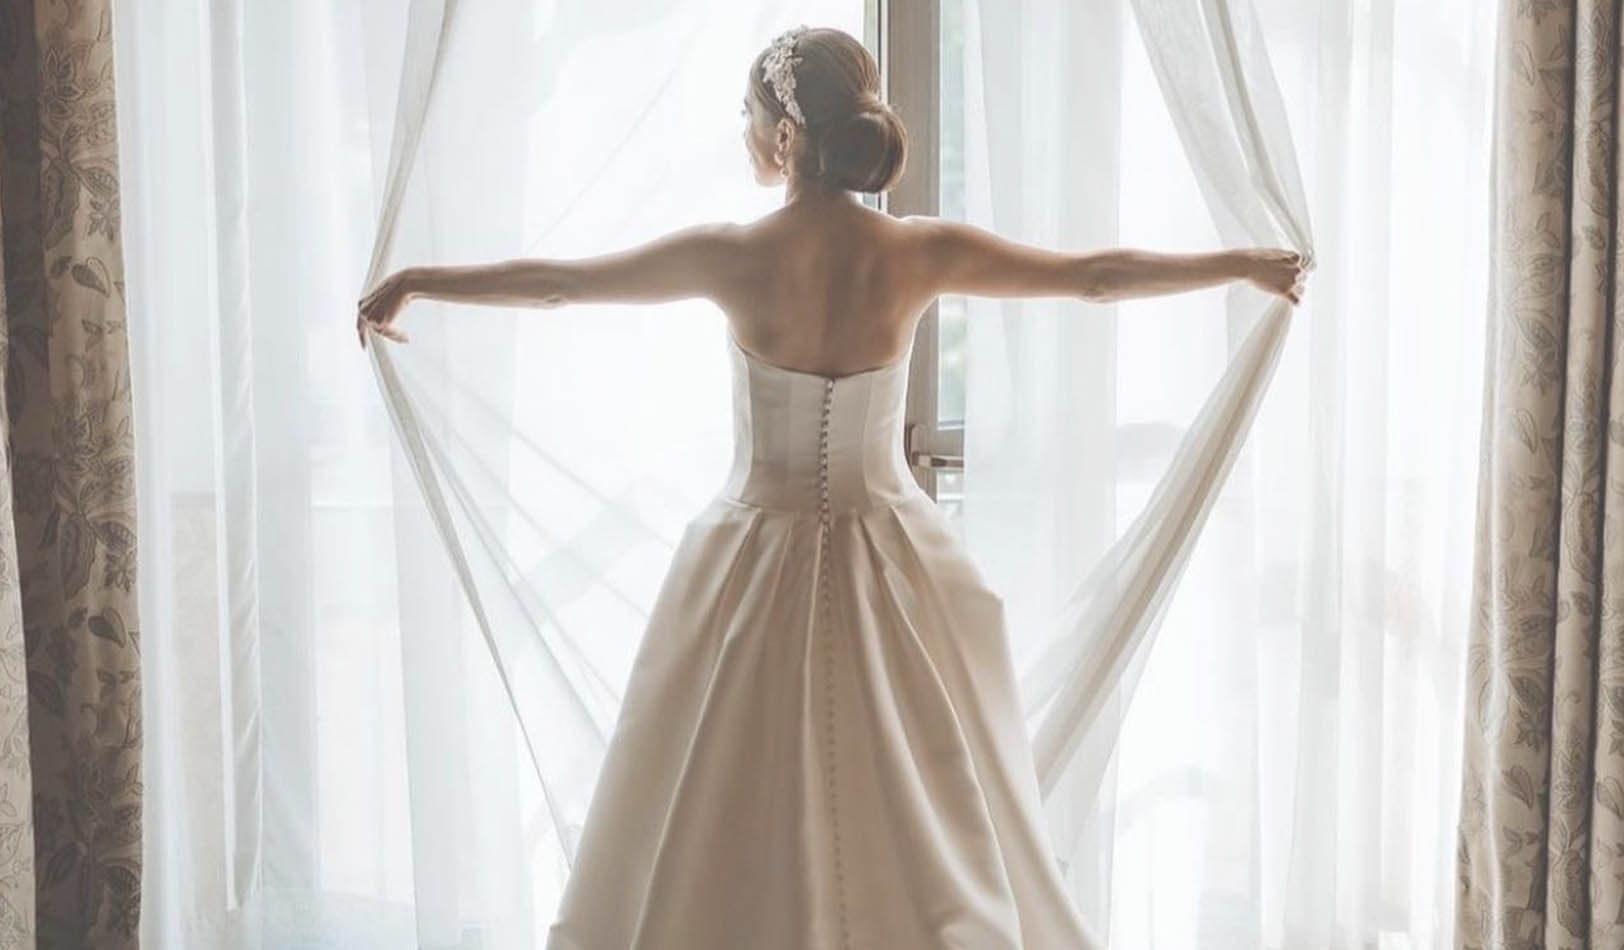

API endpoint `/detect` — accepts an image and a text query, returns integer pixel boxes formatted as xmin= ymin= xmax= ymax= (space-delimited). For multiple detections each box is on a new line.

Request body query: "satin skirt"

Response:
xmin=544 ymin=491 xmax=1102 ymax=950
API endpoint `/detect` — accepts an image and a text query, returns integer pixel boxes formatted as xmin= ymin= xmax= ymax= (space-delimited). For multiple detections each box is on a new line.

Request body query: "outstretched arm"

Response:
xmin=357 ymin=223 xmax=741 ymax=347
xmin=907 ymin=216 xmax=1306 ymax=306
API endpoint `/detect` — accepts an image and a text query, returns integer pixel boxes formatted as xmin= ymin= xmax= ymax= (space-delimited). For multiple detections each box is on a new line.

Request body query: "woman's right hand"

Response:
xmin=357 ymin=268 xmax=420 ymax=349
xmin=1240 ymin=248 xmax=1311 ymax=304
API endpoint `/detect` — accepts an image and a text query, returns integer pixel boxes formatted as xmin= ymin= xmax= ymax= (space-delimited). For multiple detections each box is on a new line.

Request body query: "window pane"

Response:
xmin=935 ymin=469 xmax=966 ymax=538
xmin=936 ymin=0 xmax=968 ymax=426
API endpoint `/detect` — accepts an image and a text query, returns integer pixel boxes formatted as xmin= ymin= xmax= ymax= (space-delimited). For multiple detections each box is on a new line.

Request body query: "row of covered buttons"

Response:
xmin=816 ymin=376 xmax=850 ymax=948
xmin=818 ymin=378 xmax=834 ymax=514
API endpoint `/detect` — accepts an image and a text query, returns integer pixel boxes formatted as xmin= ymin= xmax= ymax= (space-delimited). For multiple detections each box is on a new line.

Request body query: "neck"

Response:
xmin=784 ymin=174 xmax=855 ymax=207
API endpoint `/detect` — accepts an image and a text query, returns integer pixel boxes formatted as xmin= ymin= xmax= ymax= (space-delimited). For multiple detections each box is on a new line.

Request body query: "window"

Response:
xmin=871 ymin=1 xmax=968 ymax=524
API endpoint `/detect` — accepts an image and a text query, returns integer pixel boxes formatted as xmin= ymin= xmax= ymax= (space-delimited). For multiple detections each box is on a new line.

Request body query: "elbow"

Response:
xmin=1072 ymin=258 xmax=1117 ymax=303
xmin=516 ymin=260 xmax=575 ymax=307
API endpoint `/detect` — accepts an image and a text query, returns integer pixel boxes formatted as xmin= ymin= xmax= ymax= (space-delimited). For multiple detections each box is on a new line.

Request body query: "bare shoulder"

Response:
xmin=891 ymin=213 xmax=1085 ymax=299
xmin=893 ymin=213 xmax=994 ymax=265
xmin=675 ymin=219 xmax=750 ymax=251
xmin=896 ymin=212 xmax=946 ymax=232
xmin=892 ymin=213 xmax=989 ymax=275
xmin=608 ymin=219 xmax=750 ymax=264
xmin=719 ymin=211 xmax=794 ymax=257
xmin=896 ymin=213 xmax=980 ymax=245
xmin=670 ymin=219 xmax=755 ymax=273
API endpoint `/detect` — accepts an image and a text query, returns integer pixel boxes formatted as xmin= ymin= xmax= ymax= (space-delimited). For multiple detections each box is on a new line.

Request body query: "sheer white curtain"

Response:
xmin=115 ymin=0 xmax=1491 ymax=945
xmin=358 ymin=9 xmax=1327 ymax=949
xmin=117 ymin=1 xmax=860 ymax=946
xmin=958 ymin=1 xmax=1495 ymax=947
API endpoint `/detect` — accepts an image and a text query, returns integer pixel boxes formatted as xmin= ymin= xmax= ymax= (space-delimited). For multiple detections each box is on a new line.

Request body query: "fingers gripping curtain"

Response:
xmin=359 ymin=0 xmax=1308 ymax=897
xmin=361 ymin=2 xmax=610 ymax=860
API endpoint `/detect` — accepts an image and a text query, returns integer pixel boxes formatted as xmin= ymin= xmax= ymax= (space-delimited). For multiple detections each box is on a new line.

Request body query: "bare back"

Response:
xmin=711 ymin=200 xmax=936 ymax=378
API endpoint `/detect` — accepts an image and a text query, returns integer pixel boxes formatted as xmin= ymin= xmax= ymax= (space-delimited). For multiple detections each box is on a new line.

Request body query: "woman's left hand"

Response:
xmin=357 ymin=269 xmax=417 ymax=349
xmin=1240 ymin=248 xmax=1312 ymax=305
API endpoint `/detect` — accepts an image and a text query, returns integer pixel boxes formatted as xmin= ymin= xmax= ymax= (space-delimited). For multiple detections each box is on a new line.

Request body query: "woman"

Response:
xmin=359 ymin=24 xmax=1306 ymax=950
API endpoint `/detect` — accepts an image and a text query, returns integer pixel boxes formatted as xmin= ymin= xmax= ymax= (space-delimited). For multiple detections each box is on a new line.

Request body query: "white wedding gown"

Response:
xmin=544 ymin=330 xmax=1104 ymax=949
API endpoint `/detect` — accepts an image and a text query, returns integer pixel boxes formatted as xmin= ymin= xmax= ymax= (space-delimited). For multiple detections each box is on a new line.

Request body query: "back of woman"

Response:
xmin=719 ymin=26 xmax=925 ymax=375
xmin=723 ymin=200 xmax=927 ymax=376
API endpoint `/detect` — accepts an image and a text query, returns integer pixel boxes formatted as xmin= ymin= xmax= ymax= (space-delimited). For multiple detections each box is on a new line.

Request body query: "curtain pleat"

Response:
xmin=962 ymin=0 xmax=1493 ymax=944
xmin=0 ymin=0 xmax=142 ymax=945
xmin=1456 ymin=2 xmax=1624 ymax=947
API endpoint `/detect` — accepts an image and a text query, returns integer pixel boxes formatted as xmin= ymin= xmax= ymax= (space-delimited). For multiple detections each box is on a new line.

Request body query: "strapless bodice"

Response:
xmin=719 ymin=332 xmax=925 ymax=514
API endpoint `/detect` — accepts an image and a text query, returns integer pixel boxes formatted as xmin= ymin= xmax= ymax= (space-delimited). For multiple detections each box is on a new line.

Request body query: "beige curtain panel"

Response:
xmin=1456 ymin=2 xmax=1624 ymax=948
xmin=0 ymin=1 xmax=142 ymax=946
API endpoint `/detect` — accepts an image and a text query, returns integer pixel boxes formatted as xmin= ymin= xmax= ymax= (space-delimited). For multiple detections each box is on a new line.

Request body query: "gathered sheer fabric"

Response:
xmin=121 ymin=0 xmax=1496 ymax=942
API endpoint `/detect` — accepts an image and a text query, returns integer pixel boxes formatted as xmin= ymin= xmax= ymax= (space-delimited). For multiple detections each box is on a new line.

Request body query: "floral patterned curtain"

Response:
xmin=0 ymin=0 xmax=141 ymax=945
xmin=1456 ymin=2 xmax=1624 ymax=947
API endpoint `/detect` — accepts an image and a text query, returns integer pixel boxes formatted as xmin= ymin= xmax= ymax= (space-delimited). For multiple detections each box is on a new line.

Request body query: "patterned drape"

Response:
xmin=1456 ymin=2 xmax=1624 ymax=948
xmin=0 ymin=0 xmax=141 ymax=946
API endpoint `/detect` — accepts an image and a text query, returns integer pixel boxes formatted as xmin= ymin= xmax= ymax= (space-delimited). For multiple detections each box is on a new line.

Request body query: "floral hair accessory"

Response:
xmin=762 ymin=25 xmax=810 ymax=126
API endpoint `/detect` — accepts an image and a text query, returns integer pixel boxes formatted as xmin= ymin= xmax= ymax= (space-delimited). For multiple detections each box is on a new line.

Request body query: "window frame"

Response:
xmin=867 ymin=0 xmax=964 ymax=502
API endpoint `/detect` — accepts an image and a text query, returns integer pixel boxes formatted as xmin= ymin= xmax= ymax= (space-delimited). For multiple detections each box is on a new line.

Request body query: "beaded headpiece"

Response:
xmin=762 ymin=25 xmax=811 ymax=125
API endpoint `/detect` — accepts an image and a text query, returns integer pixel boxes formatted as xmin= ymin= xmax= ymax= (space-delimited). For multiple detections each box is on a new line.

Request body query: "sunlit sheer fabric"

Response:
xmin=957 ymin=1 xmax=1493 ymax=946
xmin=947 ymin=0 xmax=1316 ymax=932
xmin=120 ymin=0 xmax=1486 ymax=946
xmin=122 ymin=1 xmax=863 ymax=946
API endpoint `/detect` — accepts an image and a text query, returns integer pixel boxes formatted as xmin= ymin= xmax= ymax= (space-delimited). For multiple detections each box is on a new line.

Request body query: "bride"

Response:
xmin=358 ymin=24 xmax=1304 ymax=950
